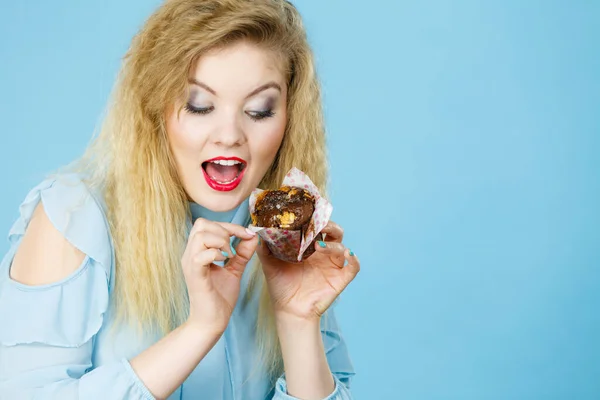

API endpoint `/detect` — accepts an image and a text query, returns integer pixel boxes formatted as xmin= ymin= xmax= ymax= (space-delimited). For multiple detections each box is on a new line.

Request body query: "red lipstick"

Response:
xmin=202 ymin=156 xmax=247 ymax=192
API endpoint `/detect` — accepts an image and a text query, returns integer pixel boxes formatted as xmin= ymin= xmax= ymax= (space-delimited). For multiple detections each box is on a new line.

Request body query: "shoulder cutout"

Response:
xmin=10 ymin=202 xmax=87 ymax=286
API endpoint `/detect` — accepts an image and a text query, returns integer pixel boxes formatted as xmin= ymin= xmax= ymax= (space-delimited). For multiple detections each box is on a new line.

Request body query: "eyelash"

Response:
xmin=184 ymin=104 xmax=213 ymax=115
xmin=247 ymin=110 xmax=275 ymax=121
xmin=184 ymin=104 xmax=275 ymax=121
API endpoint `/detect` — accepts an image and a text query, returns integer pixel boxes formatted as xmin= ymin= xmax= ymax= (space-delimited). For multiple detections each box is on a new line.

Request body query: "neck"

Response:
xmin=188 ymin=198 xmax=251 ymax=226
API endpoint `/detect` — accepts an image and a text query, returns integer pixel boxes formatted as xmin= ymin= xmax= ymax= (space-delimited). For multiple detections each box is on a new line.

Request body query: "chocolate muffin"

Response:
xmin=252 ymin=186 xmax=315 ymax=230
xmin=252 ymin=186 xmax=322 ymax=261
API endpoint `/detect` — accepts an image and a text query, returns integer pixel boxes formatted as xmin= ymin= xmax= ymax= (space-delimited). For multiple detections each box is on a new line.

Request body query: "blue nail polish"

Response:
xmin=258 ymin=237 xmax=262 ymax=245
xmin=349 ymin=250 xmax=355 ymax=257
xmin=317 ymin=241 xmax=326 ymax=248
xmin=221 ymin=251 xmax=229 ymax=258
xmin=231 ymin=247 xmax=237 ymax=256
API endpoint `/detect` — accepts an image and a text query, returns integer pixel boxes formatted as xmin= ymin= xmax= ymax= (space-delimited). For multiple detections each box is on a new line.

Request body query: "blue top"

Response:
xmin=0 ymin=174 xmax=355 ymax=399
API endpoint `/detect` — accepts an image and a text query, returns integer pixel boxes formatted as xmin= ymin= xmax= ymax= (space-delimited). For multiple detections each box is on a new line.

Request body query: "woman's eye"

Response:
xmin=246 ymin=110 xmax=275 ymax=121
xmin=184 ymin=103 xmax=214 ymax=115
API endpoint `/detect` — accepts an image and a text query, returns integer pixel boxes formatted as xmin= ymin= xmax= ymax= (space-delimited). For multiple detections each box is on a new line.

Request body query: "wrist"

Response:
xmin=273 ymin=313 xmax=334 ymax=398
xmin=274 ymin=311 xmax=321 ymax=329
xmin=275 ymin=313 xmax=321 ymax=334
xmin=275 ymin=313 xmax=322 ymax=348
xmin=183 ymin=319 xmax=226 ymax=341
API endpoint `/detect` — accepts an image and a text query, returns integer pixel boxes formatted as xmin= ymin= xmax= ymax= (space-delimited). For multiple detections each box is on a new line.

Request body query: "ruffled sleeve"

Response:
xmin=0 ymin=174 xmax=154 ymax=400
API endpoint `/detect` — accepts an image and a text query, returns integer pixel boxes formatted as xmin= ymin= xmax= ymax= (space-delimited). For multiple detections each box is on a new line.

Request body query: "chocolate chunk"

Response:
xmin=252 ymin=186 xmax=315 ymax=231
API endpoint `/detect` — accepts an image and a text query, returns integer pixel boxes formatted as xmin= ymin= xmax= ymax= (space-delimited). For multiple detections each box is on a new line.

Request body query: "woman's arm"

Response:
xmin=129 ymin=321 xmax=222 ymax=400
xmin=258 ymin=220 xmax=359 ymax=400
xmin=1 ymin=176 xmax=257 ymax=400
xmin=3 ymin=203 xmax=224 ymax=400
xmin=276 ymin=315 xmax=336 ymax=399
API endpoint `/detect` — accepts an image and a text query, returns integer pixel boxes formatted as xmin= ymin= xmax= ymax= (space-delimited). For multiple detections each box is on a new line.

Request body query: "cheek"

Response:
xmin=167 ymin=111 xmax=205 ymax=157
xmin=249 ymin=118 xmax=286 ymax=163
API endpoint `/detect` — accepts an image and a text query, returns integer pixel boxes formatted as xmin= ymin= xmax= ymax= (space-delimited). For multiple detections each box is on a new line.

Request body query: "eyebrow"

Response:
xmin=188 ymin=78 xmax=282 ymax=99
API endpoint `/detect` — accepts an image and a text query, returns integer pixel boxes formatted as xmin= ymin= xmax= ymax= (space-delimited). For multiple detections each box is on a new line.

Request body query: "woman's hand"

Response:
xmin=182 ymin=218 xmax=258 ymax=335
xmin=257 ymin=221 xmax=360 ymax=322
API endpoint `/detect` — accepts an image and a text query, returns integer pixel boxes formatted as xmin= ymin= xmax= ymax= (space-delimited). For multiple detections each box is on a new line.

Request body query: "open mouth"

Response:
xmin=201 ymin=157 xmax=247 ymax=191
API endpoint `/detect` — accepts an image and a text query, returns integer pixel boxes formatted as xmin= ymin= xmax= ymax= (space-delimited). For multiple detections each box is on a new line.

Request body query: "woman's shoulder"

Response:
xmin=0 ymin=172 xmax=113 ymax=347
xmin=7 ymin=172 xmax=113 ymax=280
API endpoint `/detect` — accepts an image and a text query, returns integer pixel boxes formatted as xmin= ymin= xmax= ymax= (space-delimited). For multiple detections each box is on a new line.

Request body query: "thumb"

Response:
xmin=255 ymin=237 xmax=297 ymax=275
xmin=255 ymin=236 xmax=280 ymax=265
xmin=254 ymin=237 xmax=278 ymax=277
xmin=255 ymin=236 xmax=270 ymax=258
xmin=225 ymin=235 xmax=258 ymax=276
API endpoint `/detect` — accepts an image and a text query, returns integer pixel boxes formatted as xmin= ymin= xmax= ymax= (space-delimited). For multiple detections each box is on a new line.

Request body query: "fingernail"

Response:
xmin=349 ymin=250 xmax=355 ymax=257
xmin=221 ymin=251 xmax=229 ymax=258
xmin=245 ymin=228 xmax=256 ymax=236
xmin=258 ymin=237 xmax=262 ymax=245
xmin=317 ymin=241 xmax=326 ymax=248
xmin=231 ymin=247 xmax=237 ymax=256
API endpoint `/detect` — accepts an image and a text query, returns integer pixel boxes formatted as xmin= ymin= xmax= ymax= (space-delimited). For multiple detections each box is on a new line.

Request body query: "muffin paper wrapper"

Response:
xmin=248 ymin=167 xmax=333 ymax=262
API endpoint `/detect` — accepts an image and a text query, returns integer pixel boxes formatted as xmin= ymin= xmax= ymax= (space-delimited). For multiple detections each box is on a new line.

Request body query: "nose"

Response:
xmin=211 ymin=109 xmax=246 ymax=148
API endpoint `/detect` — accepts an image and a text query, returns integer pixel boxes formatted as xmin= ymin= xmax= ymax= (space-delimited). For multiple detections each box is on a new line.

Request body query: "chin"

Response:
xmin=185 ymin=168 xmax=256 ymax=212
xmin=191 ymin=187 xmax=249 ymax=213
xmin=206 ymin=198 xmax=243 ymax=212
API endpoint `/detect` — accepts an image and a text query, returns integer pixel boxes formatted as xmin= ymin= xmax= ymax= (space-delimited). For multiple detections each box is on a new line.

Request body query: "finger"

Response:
xmin=192 ymin=218 xmax=256 ymax=241
xmin=255 ymin=236 xmax=272 ymax=260
xmin=189 ymin=248 xmax=227 ymax=276
xmin=255 ymin=236 xmax=296 ymax=274
xmin=188 ymin=231 xmax=231 ymax=258
xmin=225 ymin=235 xmax=259 ymax=276
xmin=319 ymin=221 xmax=344 ymax=243
xmin=191 ymin=218 xmax=256 ymax=241
xmin=191 ymin=219 xmax=257 ymax=257
xmin=217 ymin=222 xmax=257 ymax=240
xmin=314 ymin=240 xmax=346 ymax=268
xmin=189 ymin=219 xmax=229 ymax=255
xmin=190 ymin=221 xmax=236 ymax=257
xmin=190 ymin=218 xmax=229 ymax=240
xmin=343 ymin=248 xmax=361 ymax=279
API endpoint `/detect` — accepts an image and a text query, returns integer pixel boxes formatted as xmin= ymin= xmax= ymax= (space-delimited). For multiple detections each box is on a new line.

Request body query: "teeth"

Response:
xmin=211 ymin=159 xmax=241 ymax=166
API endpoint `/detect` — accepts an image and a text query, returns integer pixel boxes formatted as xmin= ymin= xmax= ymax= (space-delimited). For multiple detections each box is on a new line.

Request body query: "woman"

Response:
xmin=0 ymin=0 xmax=359 ymax=399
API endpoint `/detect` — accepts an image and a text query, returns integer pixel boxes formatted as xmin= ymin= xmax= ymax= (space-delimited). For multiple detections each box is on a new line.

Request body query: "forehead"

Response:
xmin=190 ymin=41 xmax=287 ymax=93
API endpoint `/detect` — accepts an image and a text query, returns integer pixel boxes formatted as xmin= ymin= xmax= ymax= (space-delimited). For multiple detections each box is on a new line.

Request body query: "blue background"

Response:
xmin=1 ymin=1 xmax=599 ymax=398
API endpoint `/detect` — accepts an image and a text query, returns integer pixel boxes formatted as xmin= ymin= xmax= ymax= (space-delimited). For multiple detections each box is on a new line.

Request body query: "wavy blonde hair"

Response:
xmin=69 ymin=0 xmax=327 ymax=382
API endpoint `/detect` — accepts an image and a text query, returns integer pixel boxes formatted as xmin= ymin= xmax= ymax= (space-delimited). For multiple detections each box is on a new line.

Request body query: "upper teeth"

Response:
xmin=211 ymin=160 xmax=241 ymax=166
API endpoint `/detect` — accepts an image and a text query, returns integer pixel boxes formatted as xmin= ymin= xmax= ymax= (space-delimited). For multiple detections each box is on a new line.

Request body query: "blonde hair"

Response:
xmin=70 ymin=0 xmax=327 ymax=382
